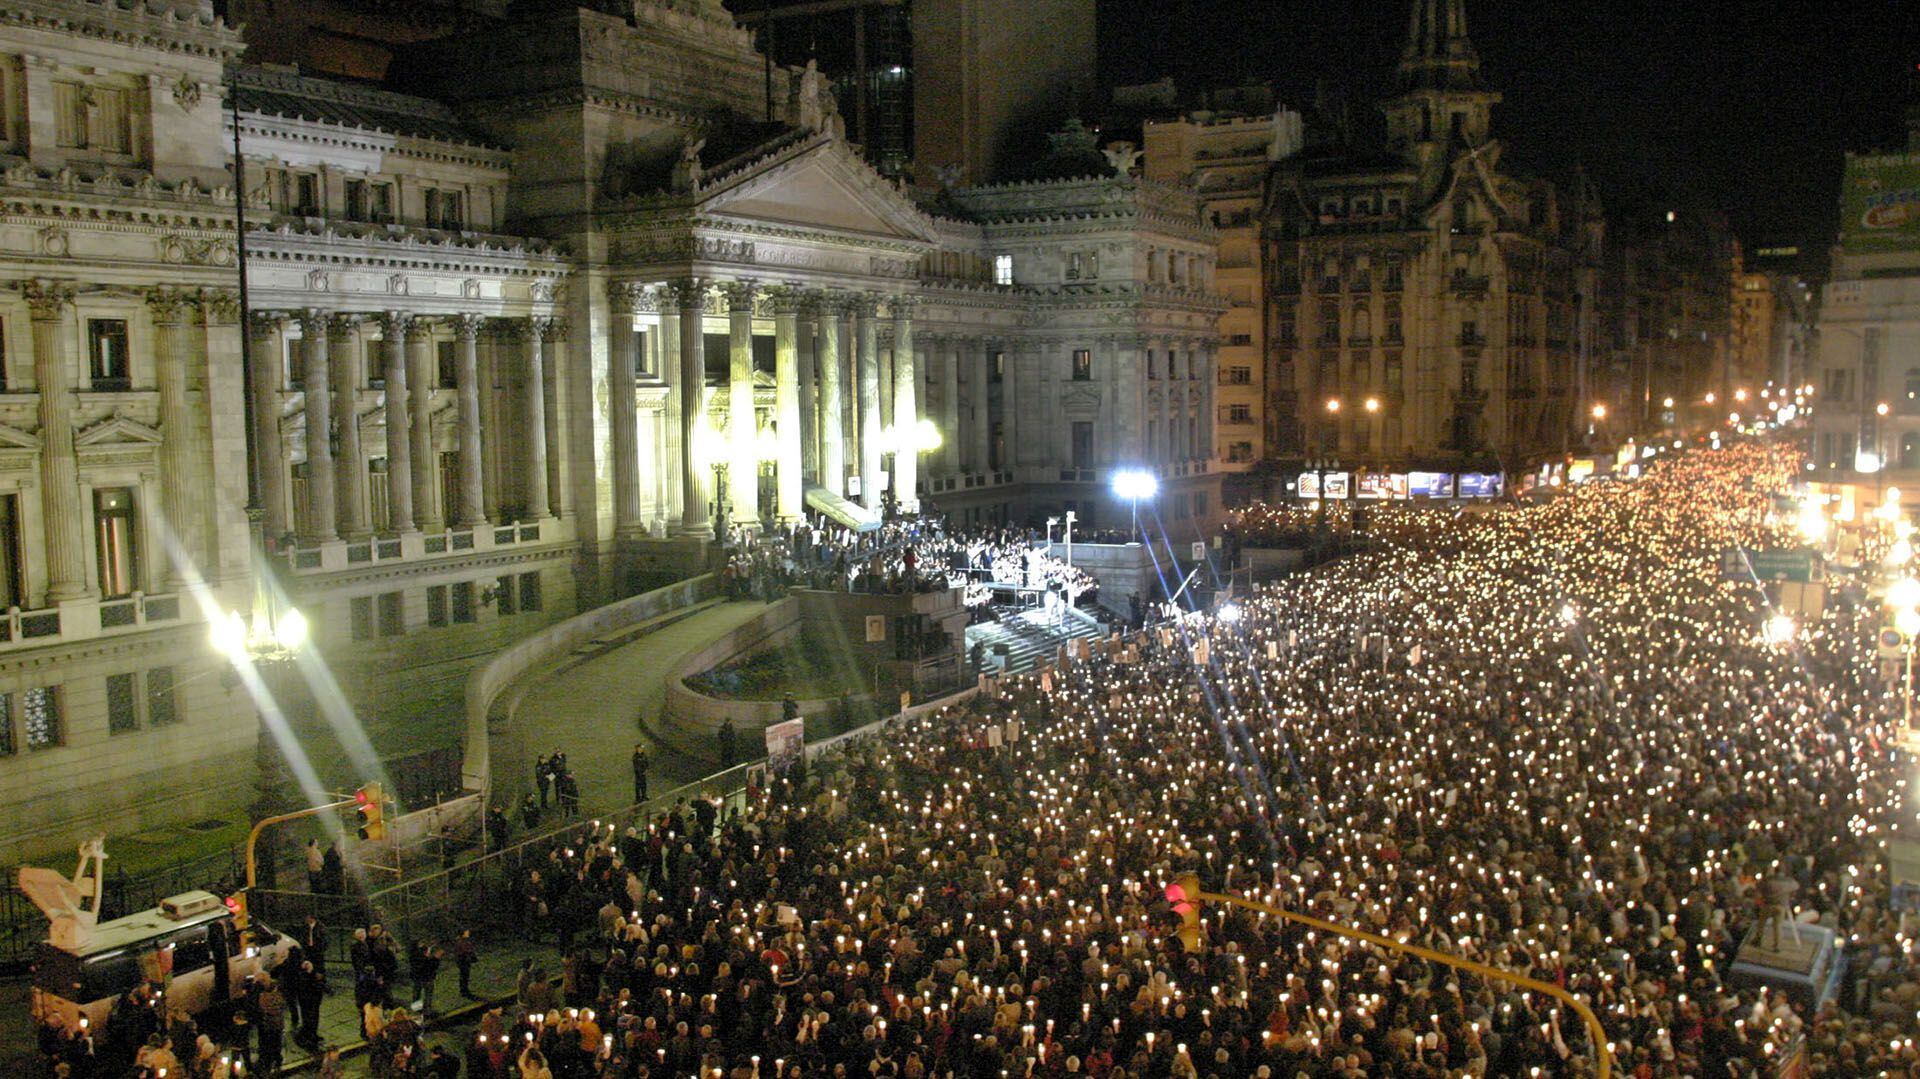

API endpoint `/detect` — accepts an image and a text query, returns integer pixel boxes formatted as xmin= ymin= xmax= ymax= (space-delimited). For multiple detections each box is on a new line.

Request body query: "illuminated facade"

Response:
xmin=0 ymin=0 xmax=1219 ymax=856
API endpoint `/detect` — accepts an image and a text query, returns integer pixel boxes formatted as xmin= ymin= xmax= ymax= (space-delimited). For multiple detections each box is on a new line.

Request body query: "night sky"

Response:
xmin=1099 ymin=0 xmax=1919 ymax=267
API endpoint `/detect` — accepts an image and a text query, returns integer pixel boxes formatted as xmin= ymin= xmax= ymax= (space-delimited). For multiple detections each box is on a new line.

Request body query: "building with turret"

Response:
xmin=1260 ymin=0 xmax=1602 ymax=475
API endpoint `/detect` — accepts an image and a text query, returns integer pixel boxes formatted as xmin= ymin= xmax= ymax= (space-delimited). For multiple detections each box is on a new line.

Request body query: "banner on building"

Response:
xmin=1409 ymin=472 xmax=1455 ymax=498
xmin=1841 ymin=151 xmax=1920 ymax=252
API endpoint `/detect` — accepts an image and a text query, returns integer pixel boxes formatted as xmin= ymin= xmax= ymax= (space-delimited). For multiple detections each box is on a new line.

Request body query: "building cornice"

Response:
xmin=0 ymin=0 xmax=240 ymax=62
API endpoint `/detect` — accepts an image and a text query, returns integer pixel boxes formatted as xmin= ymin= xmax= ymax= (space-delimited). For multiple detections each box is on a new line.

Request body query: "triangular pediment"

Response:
xmin=699 ymin=137 xmax=939 ymax=246
xmin=74 ymin=414 xmax=162 ymax=446
xmin=0 ymin=422 xmax=37 ymax=450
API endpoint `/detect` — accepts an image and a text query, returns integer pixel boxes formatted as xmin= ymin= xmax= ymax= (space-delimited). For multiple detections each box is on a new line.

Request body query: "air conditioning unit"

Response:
xmin=159 ymin=890 xmax=225 ymax=920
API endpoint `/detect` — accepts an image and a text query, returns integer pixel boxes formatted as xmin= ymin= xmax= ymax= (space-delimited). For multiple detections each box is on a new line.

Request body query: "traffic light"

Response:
xmin=355 ymin=783 xmax=386 ymax=841
xmin=1165 ymin=873 xmax=1204 ymax=953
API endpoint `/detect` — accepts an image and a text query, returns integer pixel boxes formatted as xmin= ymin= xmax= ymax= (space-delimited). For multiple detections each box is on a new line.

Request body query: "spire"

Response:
xmin=1396 ymin=0 xmax=1484 ymax=94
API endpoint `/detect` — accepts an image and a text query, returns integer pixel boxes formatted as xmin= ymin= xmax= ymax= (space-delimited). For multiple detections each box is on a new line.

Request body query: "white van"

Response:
xmin=21 ymin=840 xmax=294 ymax=1030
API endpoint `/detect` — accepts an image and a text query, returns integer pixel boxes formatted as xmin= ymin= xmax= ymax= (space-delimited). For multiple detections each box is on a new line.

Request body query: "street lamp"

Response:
xmin=1591 ymin=403 xmax=1607 ymax=421
xmin=1762 ymin=613 xmax=1796 ymax=649
xmin=1112 ymin=469 xmax=1158 ymax=536
xmin=1364 ymin=397 xmax=1380 ymax=414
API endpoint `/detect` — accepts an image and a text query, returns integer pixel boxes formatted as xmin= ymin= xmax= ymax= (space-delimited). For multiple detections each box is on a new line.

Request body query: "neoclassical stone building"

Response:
xmin=0 ymin=0 xmax=1223 ymax=855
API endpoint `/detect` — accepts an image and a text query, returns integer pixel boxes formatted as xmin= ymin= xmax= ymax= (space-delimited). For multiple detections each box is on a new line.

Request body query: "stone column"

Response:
xmin=815 ymin=293 xmax=845 ymax=495
xmin=724 ymin=281 xmax=760 ymax=529
xmin=938 ymin=333 xmax=960 ymax=476
xmin=478 ymin=326 xmax=503 ymax=522
xmin=1114 ymin=335 xmax=1142 ymax=463
xmin=406 ymin=319 xmax=441 ymax=532
xmin=796 ymin=303 xmax=817 ymax=485
xmin=378 ymin=312 xmax=416 ymax=533
xmin=297 ymin=309 xmax=337 ymax=543
xmin=878 ymin=326 xmax=894 ymax=432
xmin=969 ymin=338 xmax=991 ymax=473
xmin=673 ymin=281 xmax=712 ymax=536
xmin=891 ymin=297 xmax=919 ymax=513
xmin=504 ymin=318 xmax=545 ymax=522
xmin=248 ymin=311 xmax=291 ymax=543
xmin=654 ymin=302 xmax=679 ymax=529
xmin=1199 ymin=342 xmax=1216 ymax=461
xmin=1001 ymin=341 xmax=1022 ymax=471
xmin=149 ymin=289 xmax=200 ymax=586
xmin=608 ymin=283 xmax=644 ymax=538
xmin=771 ymin=286 xmax=804 ymax=523
xmin=855 ymin=296 xmax=882 ymax=512
xmin=452 ymin=313 xmax=487 ymax=527
xmin=26 ymin=282 xmax=89 ymax=601
xmin=330 ymin=315 xmax=369 ymax=537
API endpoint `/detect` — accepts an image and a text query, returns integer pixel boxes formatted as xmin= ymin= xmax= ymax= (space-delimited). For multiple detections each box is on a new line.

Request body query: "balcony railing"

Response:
xmin=282 ymin=518 xmax=568 ymax=575
xmin=0 ymin=590 xmax=187 ymax=653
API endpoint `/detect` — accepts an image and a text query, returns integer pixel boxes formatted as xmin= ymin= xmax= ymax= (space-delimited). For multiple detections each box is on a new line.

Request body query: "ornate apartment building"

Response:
xmin=1143 ymin=104 xmax=1303 ymax=486
xmin=1260 ymin=0 xmax=1602 ymax=472
xmin=0 ymin=0 xmax=1222 ymax=857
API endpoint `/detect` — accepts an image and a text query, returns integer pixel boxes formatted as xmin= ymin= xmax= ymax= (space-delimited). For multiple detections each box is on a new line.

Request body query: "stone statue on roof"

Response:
xmin=671 ymin=136 xmax=705 ymax=194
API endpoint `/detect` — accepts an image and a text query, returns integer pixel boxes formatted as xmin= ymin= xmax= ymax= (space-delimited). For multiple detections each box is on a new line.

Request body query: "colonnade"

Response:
xmin=248 ymin=311 xmax=566 ymax=547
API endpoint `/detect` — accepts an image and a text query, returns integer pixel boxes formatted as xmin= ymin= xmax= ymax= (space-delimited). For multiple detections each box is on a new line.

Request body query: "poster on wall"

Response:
xmin=865 ymin=615 xmax=886 ymax=642
xmin=1357 ymin=472 xmax=1408 ymax=500
xmin=1297 ymin=472 xmax=1320 ymax=499
xmin=1322 ymin=472 xmax=1351 ymax=499
xmin=1408 ymin=472 xmax=1456 ymax=498
xmin=764 ymin=719 xmax=805 ymax=776
xmin=1457 ymin=473 xmax=1504 ymax=498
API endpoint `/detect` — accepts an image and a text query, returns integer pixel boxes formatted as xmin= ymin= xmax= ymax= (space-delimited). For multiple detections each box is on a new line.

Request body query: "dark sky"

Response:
xmin=1099 ymin=0 xmax=1918 ymax=264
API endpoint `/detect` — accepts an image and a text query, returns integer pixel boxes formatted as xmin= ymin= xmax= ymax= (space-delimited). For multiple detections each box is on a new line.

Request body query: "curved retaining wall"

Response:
xmin=462 ymin=574 xmax=717 ymax=794
xmin=661 ymin=597 xmax=871 ymax=736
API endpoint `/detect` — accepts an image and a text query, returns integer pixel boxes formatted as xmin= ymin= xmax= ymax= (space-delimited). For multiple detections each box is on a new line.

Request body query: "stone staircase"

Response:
xmin=965 ymin=605 xmax=1106 ymax=674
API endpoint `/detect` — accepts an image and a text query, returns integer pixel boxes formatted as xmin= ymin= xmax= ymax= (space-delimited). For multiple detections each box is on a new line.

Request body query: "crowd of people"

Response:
xmin=49 ymin=439 xmax=1920 ymax=1078
xmin=721 ymin=517 xmax=1097 ymax=612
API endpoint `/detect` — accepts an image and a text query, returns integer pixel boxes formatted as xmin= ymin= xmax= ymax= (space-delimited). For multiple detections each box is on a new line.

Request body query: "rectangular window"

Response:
xmin=93 ymin=487 xmax=138 ymax=598
xmin=1194 ymin=492 xmax=1208 ymax=518
xmin=377 ymin=591 xmax=404 ymax=637
xmin=990 ymin=351 xmax=1005 ymax=384
xmin=520 ymin=571 xmax=542 ymax=612
xmin=365 ymin=340 xmax=385 ymax=388
xmin=146 ymin=667 xmax=177 ymax=727
xmin=1071 ymin=422 xmax=1093 ymax=469
xmin=369 ymin=182 xmax=394 ymax=223
xmin=993 ymin=254 xmax=1014 ymax=286
xmin=285 ymin=334 xmax=304 ymax=390
xmin=0 ymin=692 xmax=12 ymax=756
xmin=350 ymin=596 xmax=374 ymax=641
xmin=88 ymin=319 xmax=130 ymax=390
xmin=54 ymin=82 xmax=87 ymax=147
xmin=427 ymin=584 xmax=448 ymax=627
xmin=23 ymin=686 xmax=61 ymax=750
xmin=293 ymin=174 xmax=319 ymax=217
xmin=345 ymin=179 xmax=368 ymax=222
xmin=0 ymin=493 xmax=22 ymax=609
xmin=451 ymin=581 xmax=475 ymax=623
xmin=1227 ymin=366 xmax=1252 ymax=385
xmin=436 ymin=340 xmax=458 ymax=388
xmin=1071 ymin=349 xmax=1092 ymax=381
xmin=368 ymin=458 xmax=390 ymax=532
xmin=1227 ymin=404 xmax=1253 ymax=424
xmin=496 ymin=575 xmax=517 ymax=616
xmin=92 ymin=87 xmax=129 ymax=153
xmin=107 ymin=673 xmax=138 ymax=735
xmin=426 ymin=188 xmax=465 ymax=230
